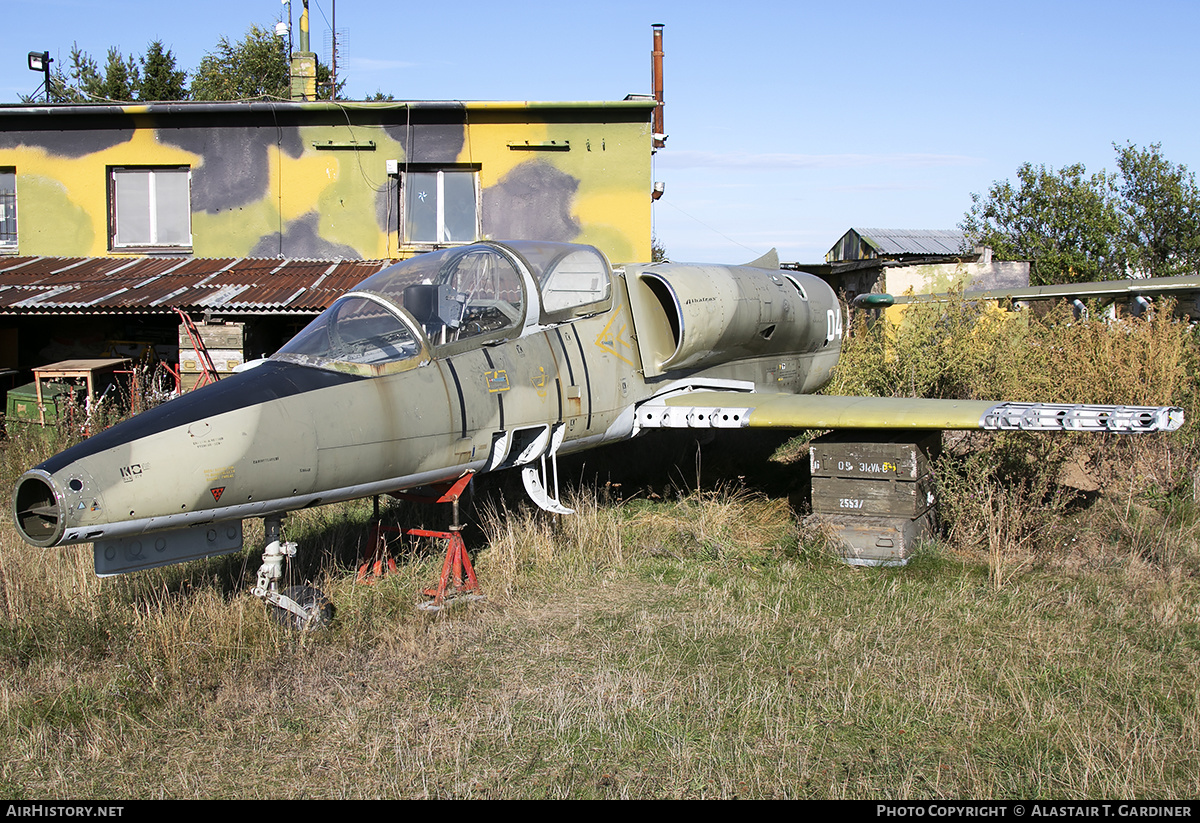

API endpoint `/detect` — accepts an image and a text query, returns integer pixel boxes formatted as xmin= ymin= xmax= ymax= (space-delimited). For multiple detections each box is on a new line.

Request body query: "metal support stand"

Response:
xmin=414 ymin=525 xmax=481 ymax=611
xmin=356 ymin=495 xmax=400 ymax=583
xmin=174 ymin=308 xmax=221 ymax=392
xmin=358 ymin=473 xmax=484 ymax=610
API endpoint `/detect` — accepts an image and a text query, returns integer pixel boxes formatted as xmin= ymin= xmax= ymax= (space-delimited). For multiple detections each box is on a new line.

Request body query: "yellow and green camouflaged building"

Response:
xmin=0 ymin=98 xmax=656 ymax=265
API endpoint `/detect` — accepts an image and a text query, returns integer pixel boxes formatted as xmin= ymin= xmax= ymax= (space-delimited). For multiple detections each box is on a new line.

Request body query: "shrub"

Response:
xmin=828 ymin=296 xmax=1200 ymax=569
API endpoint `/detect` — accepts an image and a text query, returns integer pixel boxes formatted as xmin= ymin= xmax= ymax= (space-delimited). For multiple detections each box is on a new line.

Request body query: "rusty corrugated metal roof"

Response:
xmin=0 ymin=256 xmax=394 ymax=315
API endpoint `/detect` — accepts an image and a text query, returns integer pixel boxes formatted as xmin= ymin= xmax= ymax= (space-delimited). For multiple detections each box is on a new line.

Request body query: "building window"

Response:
xmin=402 ymin=169 xmax=479 ymax=245
xmin=111 ymin=167 xmax=192 ymax=250
xmin=0 ymin=169 xmax=15 ymax=252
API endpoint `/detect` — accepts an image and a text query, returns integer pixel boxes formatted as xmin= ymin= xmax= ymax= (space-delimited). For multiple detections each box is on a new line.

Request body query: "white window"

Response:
xmin=0 ymin=169 xmax=15 ymax=251
xmin=402 ymin=169 xmax=479 ymax=245
xmin=111 ymin=167 xmax=191 ymax=250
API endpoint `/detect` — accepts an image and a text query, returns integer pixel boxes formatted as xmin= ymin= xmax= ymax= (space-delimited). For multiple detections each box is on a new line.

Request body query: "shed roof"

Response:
xmin=0 ymin=256 xmax=391 ymax=315
xmin=827 ymin=228 xmax=969 ymax=262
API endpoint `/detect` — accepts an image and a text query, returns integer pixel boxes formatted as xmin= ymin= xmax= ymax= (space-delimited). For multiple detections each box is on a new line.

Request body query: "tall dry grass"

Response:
xmin=829 ymin=297 xmax=1198 ymax=410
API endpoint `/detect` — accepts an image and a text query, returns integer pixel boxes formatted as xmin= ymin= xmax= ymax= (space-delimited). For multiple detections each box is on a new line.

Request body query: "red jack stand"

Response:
xmin=359 ymin=472 xmax=483 ymax=610
xmin=356 ymin=497 xmax=400 ymax=584
xmin=412 ymin=526 xmax=482 ymax=610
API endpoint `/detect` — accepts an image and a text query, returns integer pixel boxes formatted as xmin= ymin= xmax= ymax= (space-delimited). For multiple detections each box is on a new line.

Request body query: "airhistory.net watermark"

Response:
xmin=5 ymin=807 xmax=124 ymax=817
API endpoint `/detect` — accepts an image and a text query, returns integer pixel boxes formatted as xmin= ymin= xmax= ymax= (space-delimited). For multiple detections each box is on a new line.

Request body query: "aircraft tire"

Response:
xmin=271 ymin=585 xmax=335 ymax=631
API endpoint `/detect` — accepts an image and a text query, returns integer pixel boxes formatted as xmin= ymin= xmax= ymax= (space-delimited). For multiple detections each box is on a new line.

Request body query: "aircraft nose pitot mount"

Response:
xmin=12 ymin=240 xmax=1183 ymax=625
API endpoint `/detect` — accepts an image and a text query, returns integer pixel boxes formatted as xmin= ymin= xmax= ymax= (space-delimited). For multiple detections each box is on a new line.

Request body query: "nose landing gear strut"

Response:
xmin=252 ymin=515 xmax=335 ymax=630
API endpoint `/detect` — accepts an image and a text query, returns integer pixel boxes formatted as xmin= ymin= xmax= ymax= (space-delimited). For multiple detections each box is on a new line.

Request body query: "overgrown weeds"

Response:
xmin=824 ymin=297 xmax=1200 ymax=586
xmin=829 ymin=295 xmax=1199 ymax=412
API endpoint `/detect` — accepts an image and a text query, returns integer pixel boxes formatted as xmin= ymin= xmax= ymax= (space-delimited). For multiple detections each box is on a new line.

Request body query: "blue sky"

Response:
xmin=4 ymin=0 xmax=1199 ymax=264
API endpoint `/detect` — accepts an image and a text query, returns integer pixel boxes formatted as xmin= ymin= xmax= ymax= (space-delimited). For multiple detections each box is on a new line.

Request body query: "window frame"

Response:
xmin=109 ymin=166 xmax=193 ymax=253
xmin=0 ymin=168 xmax=16 ymax=253
xmin=400 ymin=165 xmax=481 ymax=248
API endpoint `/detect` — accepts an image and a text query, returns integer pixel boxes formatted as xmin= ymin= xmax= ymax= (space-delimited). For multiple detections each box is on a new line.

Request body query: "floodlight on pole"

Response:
xmin=27 ymin=51 xmax=52 ymax=103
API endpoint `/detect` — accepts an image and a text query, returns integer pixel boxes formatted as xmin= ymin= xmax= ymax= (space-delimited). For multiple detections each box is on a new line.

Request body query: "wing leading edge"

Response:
xmin=635 ymin=392 xmax=1184 ymax=433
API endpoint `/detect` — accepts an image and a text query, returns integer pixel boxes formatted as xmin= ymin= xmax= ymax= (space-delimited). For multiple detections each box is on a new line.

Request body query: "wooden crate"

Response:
xmin=809 ymin=430 xmax=940 ymax=481
xmin=811 ymin=473 xmax=936 ymax=517
xmin=809 ymin=431 xmax=940 ymax=517
xmin=178 ymin=348 xmax=246 ymax=374
xmin=177 ymin=322 xmax=244 ymax=351
xmin=177 ymin=322 xmax=248 ymax=387
xmin=813 ymin=511 xmax=934 ymax=566
xmin=180 ymin=372 xmax=227 ymax=392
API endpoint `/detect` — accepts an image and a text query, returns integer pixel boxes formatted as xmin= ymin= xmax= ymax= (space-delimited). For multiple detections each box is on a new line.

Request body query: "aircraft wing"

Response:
xmin=636 ymin=391 xmax=1184 ymax=433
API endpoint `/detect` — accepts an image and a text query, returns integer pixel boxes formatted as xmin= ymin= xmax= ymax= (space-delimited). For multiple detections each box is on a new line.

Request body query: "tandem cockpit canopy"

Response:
xmin=272 ymin=241 xmax=613 ymax=375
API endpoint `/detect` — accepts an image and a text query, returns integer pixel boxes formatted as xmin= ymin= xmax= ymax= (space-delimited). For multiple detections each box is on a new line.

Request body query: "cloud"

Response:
xmin=657 ymin=150 xmax=980 ymax=171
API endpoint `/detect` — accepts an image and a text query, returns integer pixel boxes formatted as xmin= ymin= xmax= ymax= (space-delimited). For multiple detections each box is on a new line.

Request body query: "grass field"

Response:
xmin=0 ymin=302 xmax=1197 ymax=799
xmin=0 ymin=433 xmax=1197 ymax=799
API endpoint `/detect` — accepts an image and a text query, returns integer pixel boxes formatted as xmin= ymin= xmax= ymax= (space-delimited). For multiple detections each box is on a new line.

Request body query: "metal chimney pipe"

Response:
xmin=652 ymin=24 xmax=666 ymax=149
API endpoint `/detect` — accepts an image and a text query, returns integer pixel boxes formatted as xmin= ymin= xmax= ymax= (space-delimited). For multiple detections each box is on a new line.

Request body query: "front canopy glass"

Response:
xmin=271 ymin=242 xmax=611 ymax=375
xmin=272 ymin=244 xmax=527 ymax=374
xmin=273 ymin=294 xmax=421 ymax=372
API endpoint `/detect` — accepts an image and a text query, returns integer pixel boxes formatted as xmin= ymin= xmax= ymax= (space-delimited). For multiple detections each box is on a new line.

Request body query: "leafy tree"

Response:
xmin=138 ymin=41 xmax=188 ymax=101
xmin=190 ymin=24 xmax=290 ymax=100
xmin=190 ymin=23 xmax=344 ymax=101
xmin=962 ymin=162 xmax=1126 ymax=285
xmin=316 ymin=61 xmax=347 ymax=101
xmin=1114 ymin=142 xmax=1200 ymax=278
xmin=964 ymin=144 xmax=1200 ymax=284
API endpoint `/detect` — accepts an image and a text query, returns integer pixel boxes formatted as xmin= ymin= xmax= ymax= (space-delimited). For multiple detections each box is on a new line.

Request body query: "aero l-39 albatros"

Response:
xmin=11 ymin=241 xmax=1184 ymax=623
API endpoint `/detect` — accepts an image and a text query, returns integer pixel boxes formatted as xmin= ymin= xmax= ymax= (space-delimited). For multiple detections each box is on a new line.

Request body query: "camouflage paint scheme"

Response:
xmin=11 ymin=242 xmax=845 ymax=568
xmin=0 ymin=100 xmax=655 ymax=264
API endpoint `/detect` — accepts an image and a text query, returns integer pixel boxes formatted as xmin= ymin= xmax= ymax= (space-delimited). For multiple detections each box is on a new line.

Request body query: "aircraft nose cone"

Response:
xmin=13 ymin=470 xmax=66 ymax=548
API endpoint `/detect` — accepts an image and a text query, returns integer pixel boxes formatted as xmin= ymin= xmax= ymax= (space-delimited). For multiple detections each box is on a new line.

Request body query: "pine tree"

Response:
xmin=138 ymin=41 xmax=188 ymax=101
xmin=61 ymin=43 xmax=103 ymax=102
xmin=98 ymin=47 xmax=139 ymax=102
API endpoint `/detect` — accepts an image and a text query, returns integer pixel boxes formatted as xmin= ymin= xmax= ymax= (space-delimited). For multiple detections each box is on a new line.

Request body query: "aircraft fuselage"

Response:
xmin=13 ymin=241 xmax=843 ymax=573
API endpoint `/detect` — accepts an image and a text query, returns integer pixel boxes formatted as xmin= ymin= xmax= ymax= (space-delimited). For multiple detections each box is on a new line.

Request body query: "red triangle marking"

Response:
xmin=211 ymin=487 xmax=225 ymax=502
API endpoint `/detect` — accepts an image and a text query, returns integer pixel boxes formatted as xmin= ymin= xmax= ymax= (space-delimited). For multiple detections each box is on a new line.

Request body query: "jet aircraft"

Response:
xmin=11 ymin=241 xmax=1184 ymax=624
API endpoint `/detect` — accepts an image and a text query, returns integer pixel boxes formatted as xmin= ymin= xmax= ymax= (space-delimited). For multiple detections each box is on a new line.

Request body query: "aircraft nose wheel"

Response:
xmin=269 ymin=584 xmax=335 ymax=631
xmin=254 ymin=515 xmax=335 ymax=631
